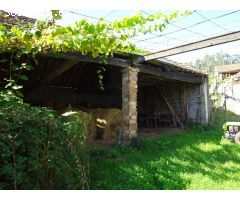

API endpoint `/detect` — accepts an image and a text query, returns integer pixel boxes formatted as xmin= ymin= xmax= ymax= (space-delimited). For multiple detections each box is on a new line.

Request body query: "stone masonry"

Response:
xmin=122 ymin=67 xmax=139 ymax=143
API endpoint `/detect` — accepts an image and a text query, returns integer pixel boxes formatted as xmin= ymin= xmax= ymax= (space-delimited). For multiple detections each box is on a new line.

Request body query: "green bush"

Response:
xmin=210 ymin=107 xmax=240 ymax=130
xmin=0 ymin=91 xmax=90 ymax=189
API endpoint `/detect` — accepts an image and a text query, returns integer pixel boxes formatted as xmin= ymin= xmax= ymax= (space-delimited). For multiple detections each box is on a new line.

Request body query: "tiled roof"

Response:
xmin=156 ymin=57 xmax=207 ymax=75
xmin=215 ymin=63 xmax=240 ymax=74
xmin=0 ymin=10 xmax=36 ymax=26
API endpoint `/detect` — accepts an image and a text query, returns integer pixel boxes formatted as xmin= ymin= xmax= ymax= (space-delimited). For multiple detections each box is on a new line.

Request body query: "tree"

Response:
xmin=192 ymin=52 xmax=240 ymax=73
xmin=192 ymin=52 xmax=240 ymax=107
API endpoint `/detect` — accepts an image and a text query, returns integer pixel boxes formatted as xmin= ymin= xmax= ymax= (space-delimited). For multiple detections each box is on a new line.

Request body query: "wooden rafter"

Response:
xmin=40 ymin=60 xmax=79 ymax=85
xmin=135 ymin=63 xmax=203 ymax=83
xmin=49 ymin=53 xmax=203 ymax=83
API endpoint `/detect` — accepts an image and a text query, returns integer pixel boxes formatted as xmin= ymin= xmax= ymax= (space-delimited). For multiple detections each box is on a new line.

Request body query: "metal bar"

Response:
xmin=135 ymin=30 xmax=240 ymax=63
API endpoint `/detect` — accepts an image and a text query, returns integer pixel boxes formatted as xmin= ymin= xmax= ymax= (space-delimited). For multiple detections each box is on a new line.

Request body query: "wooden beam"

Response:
xmin=134 ymin=30 xmax=240 ymax=62
xmin=42 ymin=52 xmax=203 ymax=83
xmin=51 ymin=53 xmax=131 ymax=68
xmin=41 ymin=60 xmax=79 ymax=85
xmin=47 ymin=52 xmax=205 ymax=80
xmin=134 ymin=63 xmax=203 ymax=83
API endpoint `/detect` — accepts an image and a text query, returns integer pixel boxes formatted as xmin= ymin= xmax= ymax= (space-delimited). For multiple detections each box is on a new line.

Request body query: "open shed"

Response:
xmin=0 ymin=10 xmax=210 ymax=144
xmin=17 ymin=52 xmax=210 ymax=142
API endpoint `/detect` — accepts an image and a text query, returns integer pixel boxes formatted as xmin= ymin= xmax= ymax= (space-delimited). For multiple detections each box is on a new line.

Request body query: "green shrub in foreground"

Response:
xmin=0 ymin=91 xmax=90 ymax=189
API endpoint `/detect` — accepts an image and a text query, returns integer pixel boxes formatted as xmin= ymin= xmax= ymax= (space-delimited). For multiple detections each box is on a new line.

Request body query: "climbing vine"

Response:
xmin=0 ymin=10 xmax=190 ymax=92
xmin=0 ymin=10 xmax=191 ymax=189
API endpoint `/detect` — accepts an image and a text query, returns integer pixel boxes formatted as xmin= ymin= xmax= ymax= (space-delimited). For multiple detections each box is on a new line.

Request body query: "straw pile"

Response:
xmin=85 ymin=108 xmax=123 ymax=141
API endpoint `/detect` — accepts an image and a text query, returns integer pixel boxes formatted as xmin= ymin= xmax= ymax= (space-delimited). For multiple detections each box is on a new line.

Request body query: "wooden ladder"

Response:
xmin=156 ymin=87 xmax=184 ymax=129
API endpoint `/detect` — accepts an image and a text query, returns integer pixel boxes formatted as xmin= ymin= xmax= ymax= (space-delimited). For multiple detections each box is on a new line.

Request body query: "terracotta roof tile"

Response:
xmin=0 ymin=10 xmax=36 ymax=26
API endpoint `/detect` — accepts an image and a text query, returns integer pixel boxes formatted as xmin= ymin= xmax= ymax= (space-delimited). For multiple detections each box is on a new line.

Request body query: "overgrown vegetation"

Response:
xmin=0 ymin=10 xmax=193 ymax=190
xmin=89 ymin=124 xmax=240 ymax=190
xmin=2 ymin=10 xmax=239 ymax=190
xmin=0 ymin=91 xmax=90 ymax=189
xmin=210 ymin=107 xmax=240 ymax=129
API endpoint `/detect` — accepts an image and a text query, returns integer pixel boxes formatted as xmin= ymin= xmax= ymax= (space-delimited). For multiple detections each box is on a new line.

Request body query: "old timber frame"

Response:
xmin=15 ymin=52 xmax=210 ymax=143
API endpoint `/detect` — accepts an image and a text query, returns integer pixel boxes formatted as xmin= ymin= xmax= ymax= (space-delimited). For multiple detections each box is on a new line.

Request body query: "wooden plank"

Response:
xmin=135 ymin=30 xmax=240 ymax=62
xmin=135 ymin=63 xmax=203 ymax=83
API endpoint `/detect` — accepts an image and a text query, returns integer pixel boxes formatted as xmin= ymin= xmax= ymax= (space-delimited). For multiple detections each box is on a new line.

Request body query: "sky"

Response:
xmin=5 ymin=9 xmax=240 ymax=64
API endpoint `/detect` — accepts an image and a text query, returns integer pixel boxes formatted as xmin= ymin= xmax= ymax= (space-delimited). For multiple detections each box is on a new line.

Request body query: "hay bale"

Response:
xmin=84 ymin=108 xmax=123 ymax=141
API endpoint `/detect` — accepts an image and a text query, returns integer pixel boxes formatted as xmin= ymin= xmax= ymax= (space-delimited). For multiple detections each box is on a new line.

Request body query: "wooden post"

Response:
xmin=200 ymin=76 xmax=210 ymax=124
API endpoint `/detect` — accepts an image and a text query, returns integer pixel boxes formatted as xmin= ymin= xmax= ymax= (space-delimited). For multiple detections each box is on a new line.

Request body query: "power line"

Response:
xmin=135 ymin=10 xmax=240 ymax=54
xmin=133 ymin=10 xmax=239 ymax=44
xmin=103 ymin=10 xmax=118 ymax=18
xmin=136 ymin=35 xmax=188 ymax=46
xmin=66 ymin=10 xmax=112 ymax=23
xmin=200 ymin=19 xmax=240 ymax=34
xmin=64 ymin=10 xmax=240 ymax=55
xmin=169 ymin=23 xmax=206 ymax=38
xmin=140 ymin=10 xmax=196 ymax=25
xmin=140 ymin=10 xmax=199 ymax=38
xmin=66 ymin=9 xmax=204 ymax=42
xmin=195 ymin=11 xmax=227 ymax=31
xmin=141 ymin=10 xmax=206 ymax=38
xmin=140 ymin=10 xmax=151 ymax=15
xmin=134 ymin=11 xmax=240 ymax=54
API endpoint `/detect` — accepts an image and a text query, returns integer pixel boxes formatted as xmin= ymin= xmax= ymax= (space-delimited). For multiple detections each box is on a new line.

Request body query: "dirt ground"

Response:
xmin=139 ymin=128 xmax=183 ymax=138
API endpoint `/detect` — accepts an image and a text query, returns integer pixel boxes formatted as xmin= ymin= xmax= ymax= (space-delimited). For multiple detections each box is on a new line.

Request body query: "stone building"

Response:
xmin=215 ymin=64 xmax=240 ymax=115
xmin=0 ymin=10 xmax=210 ymax=143
xmin=12 ymin=52 xmax=209 ymax=142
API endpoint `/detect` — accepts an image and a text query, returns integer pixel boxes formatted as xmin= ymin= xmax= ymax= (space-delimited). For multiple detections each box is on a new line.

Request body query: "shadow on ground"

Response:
xmin=89 ymin=126 xmax=240 ymax=190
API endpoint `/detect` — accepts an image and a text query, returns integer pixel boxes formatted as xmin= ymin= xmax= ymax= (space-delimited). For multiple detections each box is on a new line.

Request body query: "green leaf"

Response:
xmin=0 ymin=9 xmax=184 ymax=94
xmin=19 ymin=75 xmax=28 ymax=81
xmin=34 ymin=30 xmax=42 ymax=38
xmin=12 ymin=85 xmax=23 ymax=90
xmin=51 ymin=10 xmax=62 ymax=20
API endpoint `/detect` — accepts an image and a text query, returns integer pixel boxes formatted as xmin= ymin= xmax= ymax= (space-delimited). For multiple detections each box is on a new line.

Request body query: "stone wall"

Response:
xmin=186 ymin=83 xmax=201 ymax=123
xmin=185 ymin=76 xmax=209 ymax=124
xmin=122 ymin=67 xmax=139 ymax=142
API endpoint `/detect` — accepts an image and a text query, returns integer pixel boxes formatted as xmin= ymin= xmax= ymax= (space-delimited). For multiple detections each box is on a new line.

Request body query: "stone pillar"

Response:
xmin=200 ymin=75 xmax=210 ymax=124
xmin=122 ymin=67 xmax=139 ymax=143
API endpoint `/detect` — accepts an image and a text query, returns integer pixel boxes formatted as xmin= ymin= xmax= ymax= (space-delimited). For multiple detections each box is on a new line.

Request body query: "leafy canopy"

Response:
xmin=0 ymin=10 xmax=190 ymax=57
xmin=0 ymin=10 xmax=190 ymax=91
